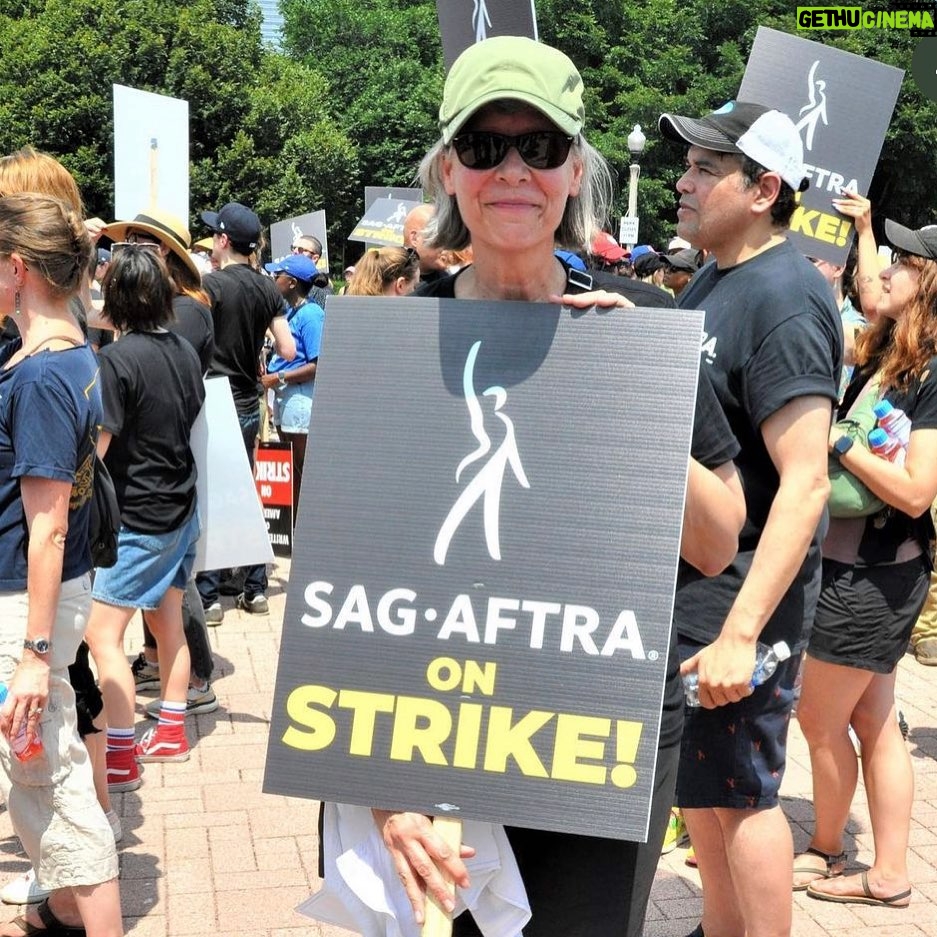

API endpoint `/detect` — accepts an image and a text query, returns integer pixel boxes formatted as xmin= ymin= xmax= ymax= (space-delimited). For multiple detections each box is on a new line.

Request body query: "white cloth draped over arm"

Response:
xmin=297 ymin=803 xmax=530 ymax=937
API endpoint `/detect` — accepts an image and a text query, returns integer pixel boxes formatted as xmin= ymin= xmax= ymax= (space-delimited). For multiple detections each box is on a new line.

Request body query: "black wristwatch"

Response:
xmin=23 ymin=638 xmax=51 ymax=655
xmin=832 ymin=436 xmax=854 ymax=461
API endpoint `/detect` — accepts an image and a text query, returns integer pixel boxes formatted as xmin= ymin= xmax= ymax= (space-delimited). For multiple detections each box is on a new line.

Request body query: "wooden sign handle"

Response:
xmin=420 ymin=817 xmax=463 ymax=937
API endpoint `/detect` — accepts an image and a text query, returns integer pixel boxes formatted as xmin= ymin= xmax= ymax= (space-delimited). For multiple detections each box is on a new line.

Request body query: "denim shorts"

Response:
xmin=273 ymin=382 xmax=313 ymax=434
xmin=92 ymin=508 xmax=200 ymax=610
xmin=675 ymin=637 xmax=801 ymax=809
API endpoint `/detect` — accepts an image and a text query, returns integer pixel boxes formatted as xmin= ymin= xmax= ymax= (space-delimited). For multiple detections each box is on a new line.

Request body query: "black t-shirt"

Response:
xmin=203 ymin=264 xmax=284 ymax=412
xmin=589 ymin=268 xmax=677 ymax=309
xmin=98 ymin=331 xmax=206 ymax=533
xmin=674 ymin=241 xmax=842 ymax=649
xmin=170 ymin=293 xmax=215 ymax=374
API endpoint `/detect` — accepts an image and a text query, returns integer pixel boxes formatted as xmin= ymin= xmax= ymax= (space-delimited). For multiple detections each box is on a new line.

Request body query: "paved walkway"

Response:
xmin=1 ymin=554 xmax=934 ymax=936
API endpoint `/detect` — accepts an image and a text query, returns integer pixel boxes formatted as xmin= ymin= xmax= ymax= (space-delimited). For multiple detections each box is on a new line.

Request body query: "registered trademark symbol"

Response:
xmin=648 ymin=650 xmax=659 ymax=662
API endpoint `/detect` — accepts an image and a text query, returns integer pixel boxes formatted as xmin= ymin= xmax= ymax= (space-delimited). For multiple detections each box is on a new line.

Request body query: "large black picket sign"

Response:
xmin=739 ymin=27 xmax=903 ymax=265
xmin=263 ymin=296 xmax=702 ymax=841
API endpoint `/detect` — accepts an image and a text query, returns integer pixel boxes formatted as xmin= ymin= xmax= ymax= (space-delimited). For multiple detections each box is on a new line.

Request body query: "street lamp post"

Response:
xmin=625 ymin=124 xmax=646 ymax=250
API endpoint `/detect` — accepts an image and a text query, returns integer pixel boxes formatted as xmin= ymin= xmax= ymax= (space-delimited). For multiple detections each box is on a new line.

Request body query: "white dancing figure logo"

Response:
xmin=434 ymin=341 xmax=530 ymax=566
xmin=795 ymin=60 xmax=828 ymax=152
xmin=473 ymin=0 xmax=492 ymax=42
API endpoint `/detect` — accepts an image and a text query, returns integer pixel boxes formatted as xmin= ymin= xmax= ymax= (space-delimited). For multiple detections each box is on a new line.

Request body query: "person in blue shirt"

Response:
xmin=261 ymin=254 xmax=325 ymax=516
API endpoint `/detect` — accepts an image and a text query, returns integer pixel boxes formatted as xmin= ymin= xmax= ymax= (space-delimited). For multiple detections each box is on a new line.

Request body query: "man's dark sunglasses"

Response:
xmin=451 ymin=131 xmax=575 ymax=171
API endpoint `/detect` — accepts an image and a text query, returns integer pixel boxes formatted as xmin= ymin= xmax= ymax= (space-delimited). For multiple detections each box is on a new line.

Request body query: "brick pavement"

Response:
xmin=0 ymin=554 xmax=933 ymax=936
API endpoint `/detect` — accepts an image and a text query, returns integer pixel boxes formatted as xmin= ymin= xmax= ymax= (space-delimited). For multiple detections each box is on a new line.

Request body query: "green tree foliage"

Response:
xmin=280 ymin=0 xmax=442 ymax=194
xmin=0 ymin=0 xmax=358 ymax=255
xmin=0 ymin=1 xmax=930 ymax=260
xmin=282 ymin=0 xmax=933 ymax=250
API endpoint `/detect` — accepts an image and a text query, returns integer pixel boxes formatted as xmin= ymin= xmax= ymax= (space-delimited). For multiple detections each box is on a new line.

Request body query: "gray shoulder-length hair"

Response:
xmin=417 ymin=128 xmax=615 ymax=254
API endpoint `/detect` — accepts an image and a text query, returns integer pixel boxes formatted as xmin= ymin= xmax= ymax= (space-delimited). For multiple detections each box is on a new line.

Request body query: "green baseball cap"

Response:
xmin=439 ymin=36 xmax=584 ymax=144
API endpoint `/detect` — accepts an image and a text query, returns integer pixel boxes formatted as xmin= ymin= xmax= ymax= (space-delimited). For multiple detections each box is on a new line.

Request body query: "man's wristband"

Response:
xmin=277 ymin=372 xmax=287 ymax=389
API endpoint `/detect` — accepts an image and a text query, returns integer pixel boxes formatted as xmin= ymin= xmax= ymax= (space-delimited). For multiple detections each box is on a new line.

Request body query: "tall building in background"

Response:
xmin=258 ymin=0 xmax=283 ymax=46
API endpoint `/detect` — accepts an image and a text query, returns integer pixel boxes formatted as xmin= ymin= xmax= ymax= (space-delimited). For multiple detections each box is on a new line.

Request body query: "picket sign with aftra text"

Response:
xmin=263 ymin=296 xmax=702 ymax=842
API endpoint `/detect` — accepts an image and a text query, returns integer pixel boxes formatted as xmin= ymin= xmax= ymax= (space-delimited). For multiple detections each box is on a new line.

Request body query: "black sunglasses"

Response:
xmin=126 ymin=231 xmax=162 ymax=246
xmin=110 ymin=241 xmax=160 ymax=255
xmin=891 ymin=249 xmax=913 ymax=266
xmin=451 ymin=131 xmax=575 ymax=171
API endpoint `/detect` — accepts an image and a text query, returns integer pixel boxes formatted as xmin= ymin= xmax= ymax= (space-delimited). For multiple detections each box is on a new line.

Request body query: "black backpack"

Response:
xmin=89 ymin=452 xmax=120 ymax=568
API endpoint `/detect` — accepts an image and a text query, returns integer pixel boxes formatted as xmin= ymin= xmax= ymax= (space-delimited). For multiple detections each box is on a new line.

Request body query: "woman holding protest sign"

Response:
xmin=365 ymin=36 xmax=746 ymax=937
xmin=793 ymin=220 xmax=937 ymax=909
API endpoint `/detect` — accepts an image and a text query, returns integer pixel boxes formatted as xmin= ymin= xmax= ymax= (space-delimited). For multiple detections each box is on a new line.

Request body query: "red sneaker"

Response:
xmin=106 ymin=749 xmax=143 ymax=792
xmin=135 ymin=725 xmax=190 ymax=763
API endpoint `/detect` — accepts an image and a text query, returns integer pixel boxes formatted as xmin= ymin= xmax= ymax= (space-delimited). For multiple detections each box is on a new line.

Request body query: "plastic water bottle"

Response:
xmin=683 ymin=640 xmax=792 ymax=707
xmin=868 ymin=427 xmax=906 ymax=466
xmin=0 ymin=684 xmax=43 ymax=762
xmin=874 ymin=400 xmax=911 ymax=448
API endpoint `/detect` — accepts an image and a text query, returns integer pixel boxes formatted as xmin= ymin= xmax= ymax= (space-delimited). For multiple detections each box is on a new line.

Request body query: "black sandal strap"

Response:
xmin=36 ymin=898 xmax=87 ymax=936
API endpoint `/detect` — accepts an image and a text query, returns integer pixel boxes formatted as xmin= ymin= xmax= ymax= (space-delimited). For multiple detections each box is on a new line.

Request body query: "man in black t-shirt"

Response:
xmin=658 ymin=102 xmax=842 ymax=937
xmin=196 ymin=202 xmax=296 ymax=623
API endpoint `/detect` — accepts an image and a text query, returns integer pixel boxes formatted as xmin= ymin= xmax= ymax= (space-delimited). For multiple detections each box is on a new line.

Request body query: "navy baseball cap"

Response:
xmin=201 ymin=202 xmax=261 ymax=250
xmin=263 ymin=254 xmax=319 ymax=283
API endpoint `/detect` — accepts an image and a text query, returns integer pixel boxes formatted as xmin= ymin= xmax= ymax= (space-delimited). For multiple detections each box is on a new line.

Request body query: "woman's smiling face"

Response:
xmin=440 ymin=102 xmax=583 ymax=257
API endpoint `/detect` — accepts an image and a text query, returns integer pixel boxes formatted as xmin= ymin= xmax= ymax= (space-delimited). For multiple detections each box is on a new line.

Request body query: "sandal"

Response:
xmin=807 ymin=869 xmax=911 ymax=908
xmin=6 ymin=898 xmax=86 ymax=937
xmin=792 ymin=845 xmax=846 ymax=891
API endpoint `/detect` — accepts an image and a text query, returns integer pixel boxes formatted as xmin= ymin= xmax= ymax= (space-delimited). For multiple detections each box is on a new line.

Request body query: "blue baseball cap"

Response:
xmin=263 ymin=254 xmax=319 ymax=283
xmin=554 ymin=249 xmax=586 ymax=272
xmin=630 ymin=245 xmax=657 ymax=262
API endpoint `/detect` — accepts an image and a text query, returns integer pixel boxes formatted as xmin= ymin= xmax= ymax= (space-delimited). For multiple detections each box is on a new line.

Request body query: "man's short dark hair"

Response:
xmin=739 ymin=155 xmax=799 ymax=228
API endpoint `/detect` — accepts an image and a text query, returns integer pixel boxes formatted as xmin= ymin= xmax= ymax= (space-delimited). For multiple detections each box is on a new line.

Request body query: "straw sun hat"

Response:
xmin=101 ymin=207 xmax=200 ymax=280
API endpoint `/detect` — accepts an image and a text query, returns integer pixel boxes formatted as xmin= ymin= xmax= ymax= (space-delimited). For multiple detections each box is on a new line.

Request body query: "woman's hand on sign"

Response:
xmin=551 ymin=289 xmax=635 ymax=311
xmin=680 ymin=634 xmax=756 ymax=709
xmin=371 ymin=809 xmax=475 ymax=924
xmin=831 ymin=189 xmax=872 ymax=235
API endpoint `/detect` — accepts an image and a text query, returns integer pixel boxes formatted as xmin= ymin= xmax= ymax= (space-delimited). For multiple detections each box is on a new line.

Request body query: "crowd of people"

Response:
xmin=0 ymin=31 xmax=933 ymax=937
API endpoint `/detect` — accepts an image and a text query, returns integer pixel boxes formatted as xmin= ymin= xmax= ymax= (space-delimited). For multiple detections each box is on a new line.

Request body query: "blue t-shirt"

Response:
xmin=267 ymin=298 xmax=325 ymax=381
xmin=0 ymin=341 xmax=102 ymax=590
